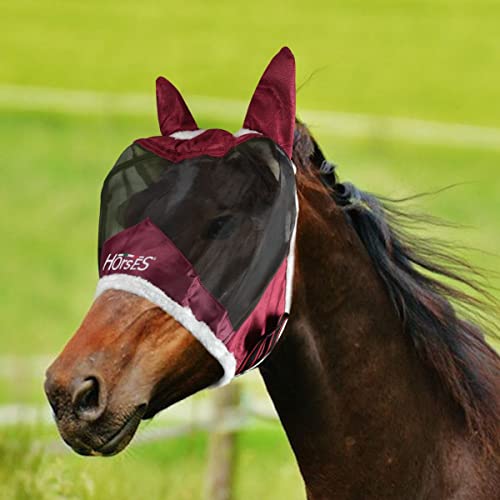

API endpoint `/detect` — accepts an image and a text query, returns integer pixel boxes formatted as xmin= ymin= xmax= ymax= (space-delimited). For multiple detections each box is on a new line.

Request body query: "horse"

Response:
xmin=45 ymin=50 xmax=499 ymax=499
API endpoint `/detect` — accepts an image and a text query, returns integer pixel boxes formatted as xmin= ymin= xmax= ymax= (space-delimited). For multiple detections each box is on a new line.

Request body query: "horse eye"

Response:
xmin=204 ymin=215 xmax=235 ymax=240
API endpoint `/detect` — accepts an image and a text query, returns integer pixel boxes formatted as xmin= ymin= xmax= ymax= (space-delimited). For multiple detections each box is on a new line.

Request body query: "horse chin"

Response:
xmin=56 ymin=404 xmax=147 ymax=457
xmin=94 ymin=404 xmax=147 ymax=456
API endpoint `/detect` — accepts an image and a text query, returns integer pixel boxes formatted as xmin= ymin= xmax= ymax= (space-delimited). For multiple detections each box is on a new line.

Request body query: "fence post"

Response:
xmin=204 ymin=382 xmax=241 ymax=500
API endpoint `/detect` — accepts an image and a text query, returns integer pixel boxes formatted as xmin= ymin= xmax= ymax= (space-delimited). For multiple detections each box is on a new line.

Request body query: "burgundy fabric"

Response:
xmin=135 ymin=46 xmax=296 ymax=163
xmin=243 ymin=47 xmax=296 ymax=158
xmin=99 ymin=218 xmax=288 ymax=374
xmin=226 ymin=257 xmax=288 ymax=373
xmin=135 ymin=129 xmax=261 ymax=164
xmin=100 ymin=218 xmax=234 ymax=342
xmin=156 ymin=77 xmax=198 ymax=135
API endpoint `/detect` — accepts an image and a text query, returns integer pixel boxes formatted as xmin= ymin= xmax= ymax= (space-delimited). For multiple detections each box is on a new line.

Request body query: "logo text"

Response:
xmin=102 ymin=253 xmax=156 ymax=272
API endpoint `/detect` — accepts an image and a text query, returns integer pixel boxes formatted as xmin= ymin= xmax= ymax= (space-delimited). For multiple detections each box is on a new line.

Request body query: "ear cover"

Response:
xmin=243 ymin=47 xmax=296 ymax=158
xmin=156 ymin=76 xmax=198 ymax=136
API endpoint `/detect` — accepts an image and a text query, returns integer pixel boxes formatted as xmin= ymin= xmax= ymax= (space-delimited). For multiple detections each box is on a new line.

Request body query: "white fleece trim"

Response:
xmin=95 ymin=274 xmax=236 ymax=387
xmin=169 ymin=129 xmax=207 ymax=140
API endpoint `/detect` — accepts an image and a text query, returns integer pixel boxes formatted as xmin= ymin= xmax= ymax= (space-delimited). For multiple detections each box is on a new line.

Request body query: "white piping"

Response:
xmin=233 ymin=128 xmax=261 ymax=137
xmin=284 ymin=187 xmax=299 ymax=314
xmin=246 ymin=183 xmax=299 ymax=374
xmin=95 ymin=274 xmax=236 ymax=387
xmin=169 ymin=128 xmax=260 ymax=141
xmin=169 ymin=129 xmax=206 ymax=140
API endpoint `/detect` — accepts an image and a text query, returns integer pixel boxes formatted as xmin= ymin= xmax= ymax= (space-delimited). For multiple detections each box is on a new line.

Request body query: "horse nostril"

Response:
xmin=72 ymin=376 xmax=106 ymax=421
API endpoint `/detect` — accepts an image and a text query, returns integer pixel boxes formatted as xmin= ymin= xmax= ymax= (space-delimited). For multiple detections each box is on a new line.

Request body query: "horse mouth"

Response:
xmin=92 ymin=404 xmax=147 ymax=457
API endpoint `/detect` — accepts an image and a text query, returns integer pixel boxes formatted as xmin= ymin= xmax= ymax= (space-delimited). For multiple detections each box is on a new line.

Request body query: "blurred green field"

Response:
xmin=0 ymin=425 xmax=303 ymax=500
xmin=3 ymin=0 xmax=500 ymax=126
xmin=1 ymin=1 xmax=499 ymax=499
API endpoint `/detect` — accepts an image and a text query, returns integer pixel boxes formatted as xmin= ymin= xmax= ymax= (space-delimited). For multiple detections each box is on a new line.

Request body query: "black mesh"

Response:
xmin=99 ymin=138 xmax=296 ymax=329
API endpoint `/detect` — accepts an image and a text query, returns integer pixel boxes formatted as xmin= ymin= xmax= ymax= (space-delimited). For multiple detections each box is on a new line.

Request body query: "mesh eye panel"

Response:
xmin=98 ymin=138 xmax=297 ymax=330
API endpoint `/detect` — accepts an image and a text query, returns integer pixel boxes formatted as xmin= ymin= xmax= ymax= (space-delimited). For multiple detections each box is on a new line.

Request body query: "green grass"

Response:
xmin=1 ymin=1 xmax=499 ymax=498
xmin=2 ymin=1 xmax=500 ymax=126
xmin=0 ymin=425 xmax=303 ymax=500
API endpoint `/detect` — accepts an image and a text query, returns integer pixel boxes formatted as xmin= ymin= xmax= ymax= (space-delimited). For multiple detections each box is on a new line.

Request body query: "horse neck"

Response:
xmin=259 ymin=184 xmax=465 ymax=498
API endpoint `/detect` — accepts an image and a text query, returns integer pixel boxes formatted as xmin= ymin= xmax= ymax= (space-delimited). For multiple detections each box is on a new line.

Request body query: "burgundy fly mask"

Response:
xmin=96 ymin=47 xmax=298 ymax=386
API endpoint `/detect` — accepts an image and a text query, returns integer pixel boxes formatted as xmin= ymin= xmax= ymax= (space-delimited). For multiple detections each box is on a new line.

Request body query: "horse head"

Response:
xmin=44 ymin=47 xmax=298 ymax=456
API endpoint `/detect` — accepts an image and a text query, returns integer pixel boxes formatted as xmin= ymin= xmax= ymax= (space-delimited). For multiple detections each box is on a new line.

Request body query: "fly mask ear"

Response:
xmin=243 ymin=47 xmax=296 ymax=158
xmin=156 ymin=76 xmax=198 ymax=136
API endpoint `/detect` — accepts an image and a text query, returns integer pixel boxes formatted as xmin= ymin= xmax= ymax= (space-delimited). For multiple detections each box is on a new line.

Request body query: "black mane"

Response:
xmin=293 ymin=122 xmax=500 ymax=449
